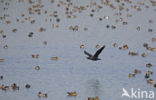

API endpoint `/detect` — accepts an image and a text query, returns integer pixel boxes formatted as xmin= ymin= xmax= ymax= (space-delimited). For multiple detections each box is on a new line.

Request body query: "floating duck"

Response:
xmin=3 ymin=86 xmax=9 ymax=91
xmin=0 ymin=84 xmax=9 ymax=91
xmin=123 ymin=22 xmax=128 ymax=25
xmin=11 ymin=83 xmax=19 ymax=90
xmin=96 ymin=44 xmax=100 ymax=48
xmin=147 ymin=79 xmax=154 ymax=84
xmin=0 ymin=59 xmax=4 ymax=62
xmin=73 ymin=25 xmax=78 ymax=31
xmin=0 ymin=85 xmax=3 ymax=89
xmin=146 ymin=63 xmax=152 ymax=68
xmin=32 ymin=54 xmax=39 ymax=59
xmin=129 ymin=73 xmax=135 ymax=77
xmin=94 ymin=96 xmax=100 ymax=100
xmin=123 ymin=44 xmax=128 ymax=50
xmin=136 ymin=26 xmax=140 ymax=31
xmin=80 ymin=44 xmax=84 ymax=49
xmin=69 ymin=25 xmax=79 ymax=31
xmin=99 ymin=17 xmax=102 ymax=21
xmin=129 ymin=52 xmax=138 ymax=56
xmin=113 ymin=43 xmax=118 ymax=47
xmin=145 ymin=70 xmax=153 ymax=78
xmin=134 ymin=69 xmax=141 ymax=74
xmin=88 ymin=96 xmax=100 ymax=100
xmin=38 ymin=27 xmax=46 ymax=32
xmin=106 ymin=25 xmax=110 ymax=28
xmin=25 ymin=84 xmax=31 ymax=88
xmin=43 ymin=41 xmax=47 ymax=45
xmin=3 ymin=45 xmax=8 ymax=49
xmin=143 ymin=43 xmax=148 ymax=48
xmin=72 ymin=15 xmax=76 ymax=19
xmin=111 ymin=25 xmax=116 ymax=29
xmin=104 ymin=16 xmax=109 ymax=19
xmin=67 ymin=91 xmax=77 ymax=96
xmin=120 ymin=44 xmax=128 ymax=50
xmin=5 ymin=20 xmax=11 ymax=24
xmin=148 ymin=29 xmax=152 ymax=32
xmin=154 ymin=84 xmax=156 ymax=88
xmin=0 ymin=75 xmax=3 ymax=80
xmin=147 ymin=47 xmax=152 ymax=51
xmin=146 ymin=70 xmax=153 ymax=75
xmin=84 ymin=27 xmax=88 ymax=31
xmin=12 ymin=29 xmax=18 ymax=32
xmin=35 ymin=66 xmax=40 ymax=70
xmin=141 ymin=53 xmax=146 ymax=57
xmin=56 ymin=18 xmax=60 ymax=22
xmin=151 ymin=48 xmax=156 ymax=51
xmin=69 ymin=26 xmax=73 ymax=30
xmin=28 ymin=32 xmax=33 ymax=37
xmin=30 ymin=20 xmax=35 ymax=24
xmin=152 ymin=38 xmax=156 ymax=42
xmin=51 ymin=57 xmax=58 ymax=60
xmin=38 ymin=92 xmax=47 ymax=98
xmin=145 ymin=73 xmax=150 ymax=78
xmin=90 ymin=13 xmax=94 ymax=17
xmin=2 ymin=35 xmax=6 ymax=38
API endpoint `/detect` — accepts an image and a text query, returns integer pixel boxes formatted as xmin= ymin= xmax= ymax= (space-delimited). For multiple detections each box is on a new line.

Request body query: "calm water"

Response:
xmin=0 ymin=0 xmax=156 ymax=100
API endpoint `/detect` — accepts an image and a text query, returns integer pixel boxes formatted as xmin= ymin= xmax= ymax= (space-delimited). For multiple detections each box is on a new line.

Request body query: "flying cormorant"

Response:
xmin=84 ymin=45 xmax=105 ymax=61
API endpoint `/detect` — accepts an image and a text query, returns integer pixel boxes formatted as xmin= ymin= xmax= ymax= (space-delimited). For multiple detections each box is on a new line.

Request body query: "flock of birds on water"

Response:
xmin=0 ymin=0 xmax=156 ymax=100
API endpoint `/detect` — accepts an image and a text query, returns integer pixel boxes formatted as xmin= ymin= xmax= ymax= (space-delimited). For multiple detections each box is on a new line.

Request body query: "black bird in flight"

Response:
xmin=84 ymin=45 xmax=105 ymax=61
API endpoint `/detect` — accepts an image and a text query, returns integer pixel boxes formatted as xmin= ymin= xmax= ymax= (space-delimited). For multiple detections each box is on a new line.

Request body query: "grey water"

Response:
xmin=0 ymin=0 xmax=156 ymax=100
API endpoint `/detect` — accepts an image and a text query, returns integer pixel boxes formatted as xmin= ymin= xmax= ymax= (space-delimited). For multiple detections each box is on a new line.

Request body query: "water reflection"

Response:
xmin=85 ymin=79 xmax=102 ymax=97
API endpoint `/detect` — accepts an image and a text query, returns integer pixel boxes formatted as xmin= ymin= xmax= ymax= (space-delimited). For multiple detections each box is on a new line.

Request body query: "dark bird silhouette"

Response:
xmin=84 ymin=45 xmax=105 ymax=61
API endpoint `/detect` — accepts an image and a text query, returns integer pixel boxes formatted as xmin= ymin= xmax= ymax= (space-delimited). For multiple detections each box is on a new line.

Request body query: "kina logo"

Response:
xmin=121 ymin=88 xmax=154 ymax=99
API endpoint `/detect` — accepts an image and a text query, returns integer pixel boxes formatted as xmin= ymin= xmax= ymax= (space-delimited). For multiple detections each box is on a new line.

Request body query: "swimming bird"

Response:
xmin=154 ymin=84 xmax=156 ymax=88
xmin=84 ymin=45 xmax=105 ymax=61
xmin=25 ymin=84 xmax=31 ymax=88
xmin=67 ymin=91 xmax=77 ymax=96
xmin=147 ymin=79 xmax=154 ymax=84
xmin=38 ymin=92 xmax=47 ymax=98
xmin=134 ymin=69 xmax=141 ymax=74
xmin=128 ymin=73 xmax=135 ymax=77
xmin=88 ymin=96 xmax=100 ymax=100
xmin=11 ymin=83 xmax=19 ymax=90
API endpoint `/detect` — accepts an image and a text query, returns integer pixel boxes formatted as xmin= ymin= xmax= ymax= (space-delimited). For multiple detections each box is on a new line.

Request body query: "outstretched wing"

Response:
xmin=93 ymin=45 xmax=105 ymax=58
xmin=84 ymin=50 xmax=92 ymax=57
